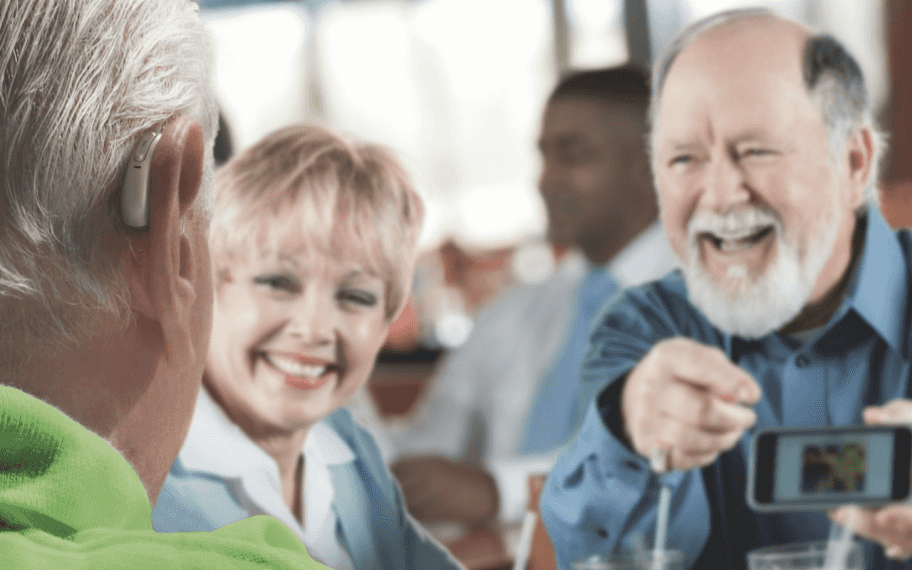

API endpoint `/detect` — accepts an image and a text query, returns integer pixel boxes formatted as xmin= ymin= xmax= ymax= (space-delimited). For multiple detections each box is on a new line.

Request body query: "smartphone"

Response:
xmin=747 ymin=425 xmax=912 ymax=512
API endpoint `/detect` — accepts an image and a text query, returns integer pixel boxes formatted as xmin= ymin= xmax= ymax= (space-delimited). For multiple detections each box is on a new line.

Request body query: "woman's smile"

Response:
xmin=260 ymin=352 xmax=336 ymax=390
xmin=205 ymin=247 xmax=389 ymax=435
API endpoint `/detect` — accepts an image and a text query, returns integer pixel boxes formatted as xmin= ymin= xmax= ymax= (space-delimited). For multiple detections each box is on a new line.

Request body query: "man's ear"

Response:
xmin=125 ymin=115 xmax=207 ymax=365
xmin=844 ymin=127 xmax=876 ymax=209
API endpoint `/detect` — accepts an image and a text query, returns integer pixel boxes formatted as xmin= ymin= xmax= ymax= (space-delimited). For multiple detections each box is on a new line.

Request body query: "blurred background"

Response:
xmin=198 ymin=0 xmax=909 ymax=417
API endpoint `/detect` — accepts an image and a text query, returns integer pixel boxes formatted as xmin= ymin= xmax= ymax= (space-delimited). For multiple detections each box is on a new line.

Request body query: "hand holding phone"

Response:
xmin=829 ymin=400 xmax=912 ymax=561
xmin=748 ymin=424 xmax=912 ymax=512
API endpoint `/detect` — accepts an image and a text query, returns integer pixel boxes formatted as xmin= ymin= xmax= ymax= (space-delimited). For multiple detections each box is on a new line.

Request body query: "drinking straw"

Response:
xmin=650 ymin=447 xmax=673 ymax=570
xmin=512 ymin=510 xmax=538 ymax=570
xmin=823 ymin=505 xmax=858 ymax=570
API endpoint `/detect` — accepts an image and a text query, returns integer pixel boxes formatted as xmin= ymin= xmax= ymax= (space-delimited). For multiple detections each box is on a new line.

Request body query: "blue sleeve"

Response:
xmin=151 ymin=460 xmax=247 ymax=533
xmin=579 ymin=274 xmax=722 ymax=405
xmin=542 ymin=275 xmax=723 ymax=569
xmin=540 ymin=404 xmax=711 ymax=570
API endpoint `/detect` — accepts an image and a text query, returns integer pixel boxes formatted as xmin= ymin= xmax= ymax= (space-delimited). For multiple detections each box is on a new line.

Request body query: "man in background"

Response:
xmin=542 ymin=9 xmax=912 ymax=570
xmin=0 ymin=2 xmax=326 ymax=567
xmin=391 ymin=66 xmax=677 ymax=524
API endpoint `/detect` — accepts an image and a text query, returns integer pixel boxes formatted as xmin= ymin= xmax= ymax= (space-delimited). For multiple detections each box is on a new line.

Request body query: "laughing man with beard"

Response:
xmin=541 ymin=8 xmax=912 ymax=570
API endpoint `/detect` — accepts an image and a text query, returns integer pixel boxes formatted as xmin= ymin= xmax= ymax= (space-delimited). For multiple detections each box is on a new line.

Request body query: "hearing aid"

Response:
xmin=121 ymin=130 xmax=162 ymax=228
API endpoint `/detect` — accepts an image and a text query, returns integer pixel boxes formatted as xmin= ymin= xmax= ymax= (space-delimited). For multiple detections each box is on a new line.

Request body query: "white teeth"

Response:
xmin=710 ymin=226 xmax=772 ymax=252
xmin=715 ymin=229 xmax=759 ymax=241
xmin=719 ymin=238 xmax=754 ymax=252
xmin=263 ymin=353 xmax=328 ymax=379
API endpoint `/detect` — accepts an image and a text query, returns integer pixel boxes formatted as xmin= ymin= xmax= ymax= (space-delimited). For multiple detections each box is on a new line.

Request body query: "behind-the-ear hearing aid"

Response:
xmin=121 ymin=130 xmax=162 ymax=228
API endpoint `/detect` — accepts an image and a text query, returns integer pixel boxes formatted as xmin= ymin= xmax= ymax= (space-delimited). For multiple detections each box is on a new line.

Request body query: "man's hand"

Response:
xmin=620 ymin=337 xmax=761 ymax=471
xmin=391 ymin=455 xmax=499 ymax=524
xmin=829 ymin=399 xmax=912 ymax=561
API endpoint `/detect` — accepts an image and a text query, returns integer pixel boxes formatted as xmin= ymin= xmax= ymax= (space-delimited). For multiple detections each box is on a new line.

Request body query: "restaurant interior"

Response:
xmin=193 ymin=1 xmax=912 ymax=568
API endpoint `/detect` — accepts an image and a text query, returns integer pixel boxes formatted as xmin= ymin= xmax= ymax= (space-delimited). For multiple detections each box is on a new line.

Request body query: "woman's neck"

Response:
xmin=253 ymin=428 xmax=309 ymax=522
xmin=201 ymin=381 xmax=311 ymax=520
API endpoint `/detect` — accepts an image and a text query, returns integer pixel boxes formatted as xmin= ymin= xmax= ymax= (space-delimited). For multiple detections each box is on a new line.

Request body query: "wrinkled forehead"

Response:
xmin=654 ymin=19 xmax=816 ymax=143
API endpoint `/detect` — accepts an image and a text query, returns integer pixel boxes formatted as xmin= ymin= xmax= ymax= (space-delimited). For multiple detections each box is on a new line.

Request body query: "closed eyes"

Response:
xmin=338 ymin=289 xmax=379 ymax=307
xmin=252 ymin=274 xmax=300 ymax=293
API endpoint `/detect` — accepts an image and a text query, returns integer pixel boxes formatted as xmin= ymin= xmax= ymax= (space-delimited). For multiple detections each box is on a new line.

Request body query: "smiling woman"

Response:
xmin=150 ymin=124 xmax=464 ymax=570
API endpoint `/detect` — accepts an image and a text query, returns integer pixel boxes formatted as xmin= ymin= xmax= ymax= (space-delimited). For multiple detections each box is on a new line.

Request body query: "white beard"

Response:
xmin=677 ymin=205 xmax=840 ymax=339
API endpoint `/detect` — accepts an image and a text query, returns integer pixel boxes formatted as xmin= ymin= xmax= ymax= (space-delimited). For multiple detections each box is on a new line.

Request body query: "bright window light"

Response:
xmin=566 ymin=0 xmax=628 ymax=68
xmin=316 ymin=0 xmax=555 ymax=250
xmin=203 ymin=5 xmax=310 ymax=150
xmin=316 ymin=4 xmax=421 ymax=155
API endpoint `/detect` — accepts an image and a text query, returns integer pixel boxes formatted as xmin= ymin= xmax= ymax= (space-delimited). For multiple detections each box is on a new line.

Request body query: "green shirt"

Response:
xmin=0 ymin=386 xmax=331 ymax=569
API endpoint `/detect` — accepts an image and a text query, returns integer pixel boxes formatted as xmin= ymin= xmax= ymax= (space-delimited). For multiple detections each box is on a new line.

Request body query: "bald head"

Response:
xmin=654 ymin=17 xmax=820 ymax=173
xmin=668 ymin=15 xmax=811 ymax=95
xmin=651 ymin=10 xmax=805 ymax=108
xmin=651 ymin=10 xmax=880 ymax=205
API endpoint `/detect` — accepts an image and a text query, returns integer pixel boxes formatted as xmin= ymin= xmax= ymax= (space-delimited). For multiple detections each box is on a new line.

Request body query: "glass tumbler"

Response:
xmin=747 ymin=540 xmax=863 ymax=570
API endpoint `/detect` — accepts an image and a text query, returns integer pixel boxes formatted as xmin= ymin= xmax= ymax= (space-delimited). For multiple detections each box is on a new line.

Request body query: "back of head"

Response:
xmin=210 ymin=124 xmax=425 ymax=321
xmin=550 ymin=65 xmax=651 ymax=132
xmin=551 ymin=65 xmax=651 ymax=105
xmin=0 ymin=0 xmax=218 ymax=376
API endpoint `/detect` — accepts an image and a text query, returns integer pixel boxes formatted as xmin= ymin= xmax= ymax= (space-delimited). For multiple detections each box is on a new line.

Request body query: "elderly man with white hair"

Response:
xmin=0 ymin=1 xmax=327 ymax=568
xmin=542 ymin=8 xmax=912 ymax=570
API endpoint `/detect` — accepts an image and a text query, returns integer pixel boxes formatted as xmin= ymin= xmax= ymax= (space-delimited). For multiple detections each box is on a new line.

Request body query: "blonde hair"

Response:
xmin=210 ymin=124 xmax=424 ymax=320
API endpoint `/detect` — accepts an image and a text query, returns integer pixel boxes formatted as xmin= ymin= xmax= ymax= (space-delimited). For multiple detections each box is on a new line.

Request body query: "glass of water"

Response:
xmin=747 ymin=540 xmax=863 ymax=570
xmin=571 ymin=550 xmax=685 ymax=570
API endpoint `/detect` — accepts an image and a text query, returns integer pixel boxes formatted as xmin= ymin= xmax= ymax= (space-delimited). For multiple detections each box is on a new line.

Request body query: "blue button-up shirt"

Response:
xmin=541 ymin=210 xmax=912 ymax=570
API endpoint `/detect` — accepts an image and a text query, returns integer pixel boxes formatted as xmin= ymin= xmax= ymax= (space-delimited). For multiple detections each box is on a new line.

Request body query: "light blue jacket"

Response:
xmin=153 ymin=392 xmax=463 ymax=570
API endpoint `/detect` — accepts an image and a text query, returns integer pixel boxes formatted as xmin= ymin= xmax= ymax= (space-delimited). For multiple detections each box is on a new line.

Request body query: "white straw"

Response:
xmin=823 ymin=505 xmax=858 ymax=570
xmin=512 ymin=510 xmax=538 ymax=570
xmin=650 ymin=448 xmax=672 ymax=570
xmin=654 ymin=485 xmax=672 ymax=553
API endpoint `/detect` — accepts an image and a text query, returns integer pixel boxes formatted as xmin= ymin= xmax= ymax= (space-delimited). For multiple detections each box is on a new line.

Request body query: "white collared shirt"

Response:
xmin=179 ymin=388 xmax=357 ymax=570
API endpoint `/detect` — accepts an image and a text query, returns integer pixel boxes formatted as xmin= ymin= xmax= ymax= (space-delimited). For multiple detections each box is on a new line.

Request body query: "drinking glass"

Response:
xmin=747 ymin=540 xmax=863 ymax=570
xmin=570 ymin=550 xmax=685 ymax=570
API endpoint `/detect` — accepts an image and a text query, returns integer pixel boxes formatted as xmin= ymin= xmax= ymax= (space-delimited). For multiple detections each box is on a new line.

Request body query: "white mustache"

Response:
xmin=687 ymin=207 xmax=783 ymax=240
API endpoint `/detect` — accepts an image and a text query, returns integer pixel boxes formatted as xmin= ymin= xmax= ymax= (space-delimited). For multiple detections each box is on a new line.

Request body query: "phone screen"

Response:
xmin=772 ymin=431 xmax=894 ymax=502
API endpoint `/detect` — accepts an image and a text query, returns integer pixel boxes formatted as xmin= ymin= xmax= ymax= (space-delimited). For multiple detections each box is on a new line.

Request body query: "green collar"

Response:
xmin=0 ymin=386 xmax=152 ymax=537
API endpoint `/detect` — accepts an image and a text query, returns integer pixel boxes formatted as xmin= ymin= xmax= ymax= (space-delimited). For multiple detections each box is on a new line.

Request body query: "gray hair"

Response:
xmin=650 ymin=8 xmax=885 ymax=208
xmin=0 ymin=0 xmax=218 ymax=354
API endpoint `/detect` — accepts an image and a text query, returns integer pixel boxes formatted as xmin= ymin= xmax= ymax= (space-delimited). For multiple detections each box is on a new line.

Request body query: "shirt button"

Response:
xmin=796 ymin=354 xmax=810 ymax=368
xmin=596 ymin=527 xmax=609 ymax=539
xmin=624 ymin=459 xmax=642 ymax=472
